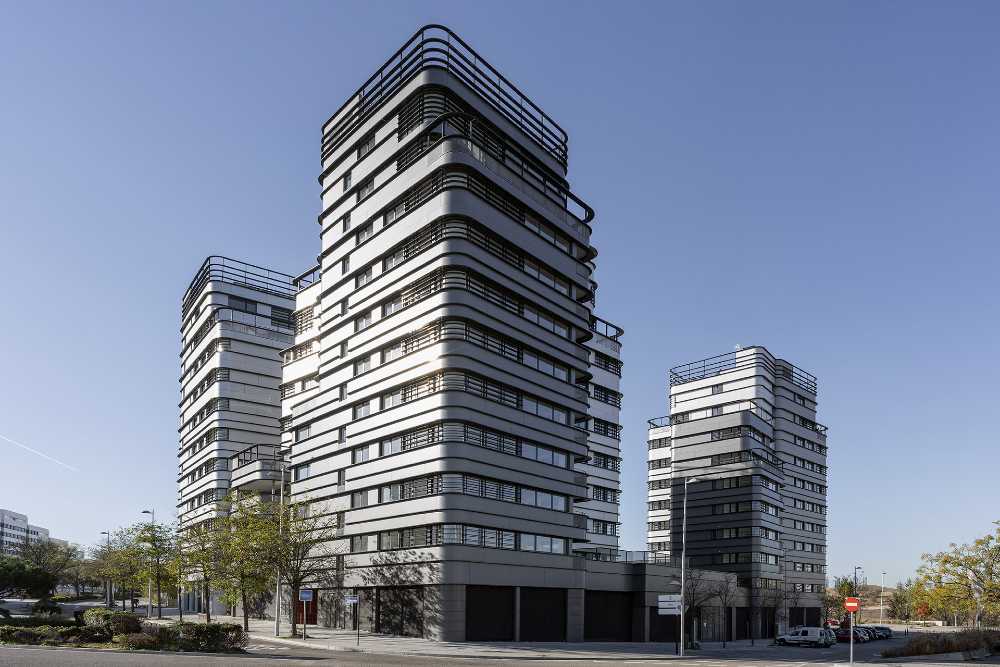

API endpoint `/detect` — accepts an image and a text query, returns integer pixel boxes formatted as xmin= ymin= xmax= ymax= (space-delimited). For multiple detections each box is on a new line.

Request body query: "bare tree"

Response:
xmin=760 ymin=585 xmax=784 ymax=640
xmin=710 ymin=573 xmax=739 ymax=647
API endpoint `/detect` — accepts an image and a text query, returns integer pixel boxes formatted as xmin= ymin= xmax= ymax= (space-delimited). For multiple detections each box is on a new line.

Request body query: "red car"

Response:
xmin=835 ymin=627 xmax=866 ymax=643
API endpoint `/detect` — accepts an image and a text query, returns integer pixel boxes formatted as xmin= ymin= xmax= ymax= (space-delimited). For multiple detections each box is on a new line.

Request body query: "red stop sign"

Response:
xmin=844 ymin=597 xmax=860 ymax=612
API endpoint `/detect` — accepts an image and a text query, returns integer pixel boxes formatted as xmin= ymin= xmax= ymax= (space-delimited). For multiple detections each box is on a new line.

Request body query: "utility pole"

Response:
xmin=100 ymin=531 xmax=111 ymax=609
xmin=679 ymin=476 xmax=700 ymax=657
xmin=274 ymin=455 xmax=287 ymax=637
xmin=880 ymin=571 xmax=885 ymax=624
xmin=141 ymin=509 xmax=160 ymax=618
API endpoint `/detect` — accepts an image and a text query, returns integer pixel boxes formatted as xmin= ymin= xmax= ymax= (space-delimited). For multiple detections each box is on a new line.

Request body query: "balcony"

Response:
xmin=647 ymin=415 xmax=671 ymax=428
xmin=580 ymin=549 xmax=680 ymax=566
xmin=182 ymin=256 xmax=300 ymax=318
xmin=671 ymin=399 xmax=773 ymax=427
xmin=589 ymin=316 xmax=623 ymax=342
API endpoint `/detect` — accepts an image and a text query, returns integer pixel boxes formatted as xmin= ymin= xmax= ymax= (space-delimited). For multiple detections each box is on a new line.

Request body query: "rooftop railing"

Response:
xmin=182 ymin=256 xmax=301 ymax=318
xmin=647 ymin=415 xmax=671 ymax=429
xmin=669 ymin=347 xmax=818 ymax=394
xmin=321 ymin=24 xmax=568 ymax=169
xmin=590 ymin=316 xmax=624 ymax=342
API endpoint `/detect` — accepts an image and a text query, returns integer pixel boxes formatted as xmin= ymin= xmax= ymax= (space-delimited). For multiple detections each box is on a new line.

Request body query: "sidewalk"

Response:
xmin=154 ymin=612 xmax=772 ymax=660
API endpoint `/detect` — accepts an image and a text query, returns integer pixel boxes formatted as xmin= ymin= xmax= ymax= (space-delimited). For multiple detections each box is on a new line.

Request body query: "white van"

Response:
xmin=776 ymin=626 xmax=833 ymax=647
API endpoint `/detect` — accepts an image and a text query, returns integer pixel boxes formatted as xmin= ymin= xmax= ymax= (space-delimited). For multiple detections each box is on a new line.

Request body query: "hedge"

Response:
xmin=882 ymin=630 xmax=1000 ymax=658
xmin=82 ymin=608 xmax=141 ymax=634
xmin=0 ymin=619 xmax=246 ymax=652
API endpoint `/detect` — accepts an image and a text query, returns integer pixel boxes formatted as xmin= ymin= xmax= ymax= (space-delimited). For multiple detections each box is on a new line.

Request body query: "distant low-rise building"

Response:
xmin=0 ymin=509 xmax=67 ymax=555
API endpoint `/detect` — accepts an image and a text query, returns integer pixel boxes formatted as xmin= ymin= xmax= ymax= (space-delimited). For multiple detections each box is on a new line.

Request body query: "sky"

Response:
xmin=1 ymin=1 xmax=998 ymax=588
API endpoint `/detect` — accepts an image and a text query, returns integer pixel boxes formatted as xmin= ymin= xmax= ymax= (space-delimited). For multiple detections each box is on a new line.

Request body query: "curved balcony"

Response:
xmin=182 ymin=256 xmax=299 ymax=319
xmin=321 ymin=24 xmax=568 ymax=169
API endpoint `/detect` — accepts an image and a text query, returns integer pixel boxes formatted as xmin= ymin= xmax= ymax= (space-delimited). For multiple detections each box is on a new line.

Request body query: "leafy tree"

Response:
xmin=136 ymin=521 xmax=175 ymax=614
xmin=16 ymin=540 xmax=78 ymax=599
xmin=216 ymin=495 xmax=278 ymax=631
xmin=92 ymin=527 xmax=144 ymax=611
xmin=821 ymin=587 xmax=842 ymax=624
xmin=178 ymin=520 xmax=225 ymax=623
xmin=0 ymin=555 xmax=56 ymax=598
xmin=918 ymin=522 xmax=1000 ymax=626
xmin=889 ymin=579 xmax=914 ymax=622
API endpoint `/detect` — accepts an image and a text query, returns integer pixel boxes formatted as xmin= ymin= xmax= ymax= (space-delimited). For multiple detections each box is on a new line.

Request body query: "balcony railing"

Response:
xmin=230 ymin=445 xmax=286 ymax=471
xmin=590 ymin=316 xmax=623 ymax=342
xmin=580 ymin=549 xmax=680 ymax=566
xmin=321 ymin=24 xmax=568 ymax=168
xmin=648 ymin=415 xmax=671 ymax=429
xmin=185 ymin=308 xmax=294 ymax=355
xmin=182 ymin=256 xmax=300 ymax=319
xmin=670 ymin=347 xmax=818 ymax=394
xmin=671 ymin=399 xmax=773 ymax=426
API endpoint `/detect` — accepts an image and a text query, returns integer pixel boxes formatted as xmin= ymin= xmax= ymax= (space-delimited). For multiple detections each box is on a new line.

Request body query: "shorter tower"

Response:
xmin=647 ymin=346 xmax=828 ymax=630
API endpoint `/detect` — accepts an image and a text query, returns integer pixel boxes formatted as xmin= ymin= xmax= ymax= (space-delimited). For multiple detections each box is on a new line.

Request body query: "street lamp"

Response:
xmin=141 ymin=510 xmax=161 ymax=619
xmin=100 ymin=531 xmax=111 ymax=609
xmin=853 ymin=566 xmax=863 ymax=597
xmin=273 ymin=454 xmax=288 ymax=637
xmin=679 ymin=476 xmax=700 ymax=657
xmin=880 ymin=572 xmax=886 ymax=624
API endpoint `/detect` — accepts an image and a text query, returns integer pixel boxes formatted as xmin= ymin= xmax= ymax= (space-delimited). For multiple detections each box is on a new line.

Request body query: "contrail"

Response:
xmin=0 ymin=432 xmax=79 ymax=472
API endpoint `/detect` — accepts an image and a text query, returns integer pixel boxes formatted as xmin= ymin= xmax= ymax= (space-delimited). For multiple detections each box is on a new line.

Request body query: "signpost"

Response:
xmin=299 ymin=589 xmax=313 ymax=639
xmin=344 ymin=594 xmax=360 ymax=645
xmin=658 ymin=594 xmax=682 ymax=654
xmin=844 ymin=597 xmax=860 ymax=665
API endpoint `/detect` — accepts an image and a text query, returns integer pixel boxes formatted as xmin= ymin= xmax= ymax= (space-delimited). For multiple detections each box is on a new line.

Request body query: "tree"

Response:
xmin=62 ymin=553 xmax=102 ymax=598
xmin=92 ymin=527 xmax=144 ymax=610
xmin=918 ymin=522 xmax=1000 ymax=627
xmin=889 ymin=579 xmax=914 ymax=622
xmin=178 ymin=520 xmax=225 ymax=623
xmin=0 ymin=555 xmax=56 ymax=599
xmin=216 ymin=495 xmax=278 ymax=631
xmin=16 ymin=540 xmax=78 ymax=599
xmin=136 ymin=521 xmax=175 ymax=615
xmin=821 ymin=587 xmax=841 ymax=624
xmin=709 ymin=573 xmax=739 ymax=647
xmin=270 ymin=501 xmax=346 ymax=638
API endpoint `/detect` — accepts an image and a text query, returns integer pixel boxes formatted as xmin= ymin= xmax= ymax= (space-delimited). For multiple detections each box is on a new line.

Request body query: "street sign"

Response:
xmin=657 ymin=594 xmax=681 ymax=606
xmin=844 ymin=597 xmax=860 ymax=612
xmin=657 ymin=605 xmax=680 ymax=616
xmin=343 ymin=594 xmax=359 ymax=605
xmin=299 ymin=589 xmax=314 ymax=602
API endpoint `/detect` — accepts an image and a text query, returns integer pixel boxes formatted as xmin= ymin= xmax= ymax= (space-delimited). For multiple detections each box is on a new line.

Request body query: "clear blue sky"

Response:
xmin=2 ymin=1 xmax=997 ymax=587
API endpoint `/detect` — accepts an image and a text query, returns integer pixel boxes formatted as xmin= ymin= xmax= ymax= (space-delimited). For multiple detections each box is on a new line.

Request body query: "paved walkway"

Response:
xmin=153 ymin=613 xmax=777 ymax=659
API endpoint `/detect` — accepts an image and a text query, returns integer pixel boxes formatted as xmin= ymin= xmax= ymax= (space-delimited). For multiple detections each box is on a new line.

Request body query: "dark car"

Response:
xmin=874 ymin=626 xmax=894 ymax=638
xmin=861 ymin=627 xmax=880 ymax=640
xmin=836 ymin=627 xmax=865 ymax=643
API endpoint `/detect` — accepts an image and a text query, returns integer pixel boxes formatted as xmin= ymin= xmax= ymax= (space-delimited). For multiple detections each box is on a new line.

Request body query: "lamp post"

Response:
xmin=880 ymin=572 xmax=885 ymax=624
xmin=141 ymin=509 xmax=161 ymax=619
xmin=679 ymin=476 xmax=700 ymax=657
xmin=100 ymin=531 xmax=111 ymax=609
xmin=274 ymin=454 xmax=287 ymax=637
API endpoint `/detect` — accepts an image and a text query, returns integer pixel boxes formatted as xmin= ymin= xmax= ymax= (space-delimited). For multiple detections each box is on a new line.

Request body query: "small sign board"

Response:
xmin=844 ymin=596 xmax=859 ymax=613
xmin=657 ymin=606 xmax=680 ymax=616
xmin=298 ymin=589 xmax=314 ymax=602
xmin=657 ymin=594 xmax=681 ymax=606
xmin=343 ymin=594 xmax=359 ymax=605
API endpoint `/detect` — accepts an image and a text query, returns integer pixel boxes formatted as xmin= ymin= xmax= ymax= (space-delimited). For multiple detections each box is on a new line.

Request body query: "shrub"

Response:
xmin=0 ymin=616 xmax=75 ymax=628
xmin=31 ymin=599 xmax=62 ymax=617
xmin=882 ymin=630 xmax=1000 ymax=658
xmin=114 ymin=632 xmax=160 ymax=650
xmin=11 ymin=628 xmax=43 ymax=644
xmin=81 ymin=608 xmax=140 ymax=634
xmin=172 ymin=621 xmax=247 ymax=652
xmin=75 ymin=625 xmax=111 ymax=643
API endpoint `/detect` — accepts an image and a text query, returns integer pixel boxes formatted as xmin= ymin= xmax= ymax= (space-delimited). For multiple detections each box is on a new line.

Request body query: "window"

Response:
xmin=353 ymin=402 xmax=371 ymax=419
xmin=382 ymin=389 xmax=403 ymax=409
xmin=354 ymin=355 xmax=371 ymax=375
xmin=382 ymin=294 xmax=403 ymax=317
xmin=352 ymin=446 xmax=372 ymax=464
xmin=342 ymin=212 xmax=351 ymax=232
xmin=383 ymin=249 xmax=405 ymax=271
xmin=382 ymin=341 xmax=403 ymax=363
xmin=381 ymin=436 xmax=402 ymax=456
xmin=293 ymin=464 xmax=310 ymax=481
xmin=343 ymin=170 xmax=352 ymax=192
xmin=295 ymin=424 xmax=311 ymax=442
xmin=356 ymin=178 xmax=374 ymax=201
xmin=351 ymin=491 xmax=369 ymax=508
xmin=356 ymin=266 xmax=373 ymax=288
xmin=357 ymin=132 xmax=376 ymax=159
xmin=711 ymin=405 xmax=723 ymax=417
xmin=354 ymin=311 xmax=372 ymax=332
xmin=712 ymin=383 xmax=724 ymax=394
xmin=356 ymin=223 xmax=374 ymax=244
xmin=271 ymin=307 xmax=292 ymax=328
xmin=228 ymin=296 xmax=257 ymax=314
xmin=383 ymin=202 xmax=406 ymax=225
xmin=341 ymin=256 xmax=350 ymax=274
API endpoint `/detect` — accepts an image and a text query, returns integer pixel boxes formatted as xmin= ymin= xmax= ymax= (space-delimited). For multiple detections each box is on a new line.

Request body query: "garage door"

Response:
xmin=466 ymin=586 xmax=515 ymax=641
xmin=519 ymin=588 xmax=566 ymax=641
xmin=585 ymin=590 xmax=633 ymax=641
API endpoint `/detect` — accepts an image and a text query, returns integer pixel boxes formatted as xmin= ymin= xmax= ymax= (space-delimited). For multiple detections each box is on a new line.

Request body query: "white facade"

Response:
xmin=0 ymin=509 xmax=65 ymax=555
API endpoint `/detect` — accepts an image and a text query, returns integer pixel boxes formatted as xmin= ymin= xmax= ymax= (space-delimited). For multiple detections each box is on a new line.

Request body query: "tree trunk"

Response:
xmin=204 ymin=580 xmax=212 ymax=623
xmin=290 ymin=586 xmax=298 ymax=638
xmin=241 ymin=582 xmax=249 ymax=631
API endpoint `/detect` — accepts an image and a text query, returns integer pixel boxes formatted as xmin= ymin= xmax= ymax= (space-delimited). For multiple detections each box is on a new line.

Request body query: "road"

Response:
xmin=2 ymin=634 xmax=999 ymax=666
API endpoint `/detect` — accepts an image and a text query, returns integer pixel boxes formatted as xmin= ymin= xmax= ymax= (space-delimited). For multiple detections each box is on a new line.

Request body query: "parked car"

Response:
xmin=859 ymin=627 xmax=879 ymax=641
xmin=838 ymin=627 xmax=868 ymax=642
xmin=776 ymin=627 xmax=833 ymax=647
xmin=823 ymin=628 xmax=838 ymax=644
xmin=874 ymin=625 xmax=893 ymax=638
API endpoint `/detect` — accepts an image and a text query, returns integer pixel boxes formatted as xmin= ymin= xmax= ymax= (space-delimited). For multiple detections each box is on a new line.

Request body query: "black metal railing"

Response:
xmin=648 ymin=415 xmax=671 ymax=428
xmin=580 ymin=549 xmax=680 ymax=566
xmin=321 ymin=25 xmax=568 ymax=168
xmin=590 ymin=316 xmax=624 ymax=341
xmin=669 ymin=347 xmax=818 ymax=394
xmin=182 ymin=256 xmax=300 ymax=319
xmin=184 ymin=308 xmax=293 ymax=355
